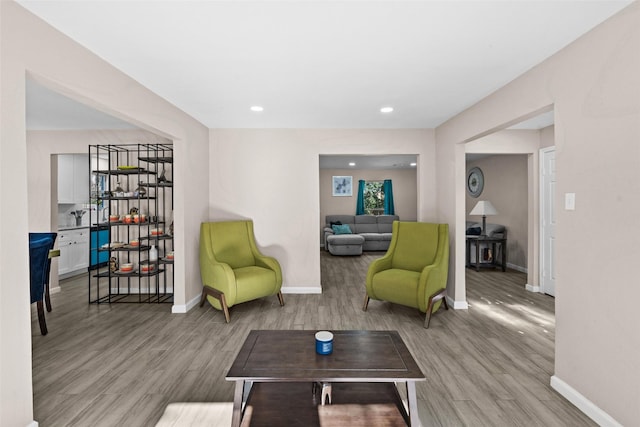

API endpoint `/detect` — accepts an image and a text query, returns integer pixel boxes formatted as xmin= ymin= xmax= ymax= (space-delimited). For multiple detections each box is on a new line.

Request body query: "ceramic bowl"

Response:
xmin=141 ymin=264 xmax=155 ymax=273
xmin=129 ymin=240 xmax=139 ymax=247
xmin=151 ymin=228 xmax=163 ymax=236
xmin=166 ymin=251 xmax=174 ymax=260
xmin=120 ymin=263 xmax=134 ymax=272
xmin=109 ymin=215 xmax=120 ymax=222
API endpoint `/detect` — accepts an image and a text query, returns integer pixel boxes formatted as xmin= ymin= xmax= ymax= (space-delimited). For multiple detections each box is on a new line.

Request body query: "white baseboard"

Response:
xmin=49 ymin=286 xmax=61 ymax=295
xmin=506 ymin=262 xmax=527 ymax=273
xmin=172 ymin=294 xmax=201 ymax=314
xmin=27 ymin=421 xmax=38 ymax=427
xmin=282 ymin=286 xmax=322 ymax=294
xmin=550 ymin=375 xmax=622 ymax=427
xmin=526 ymin=284 xmax=541 ymax=292
xmin=447 ymin=295 xmax=468 ymax=309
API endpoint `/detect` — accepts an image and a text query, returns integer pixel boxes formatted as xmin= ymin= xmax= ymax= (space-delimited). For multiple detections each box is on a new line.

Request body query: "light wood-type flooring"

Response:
xmin=31 ymin=251 xmax=595 ymax=426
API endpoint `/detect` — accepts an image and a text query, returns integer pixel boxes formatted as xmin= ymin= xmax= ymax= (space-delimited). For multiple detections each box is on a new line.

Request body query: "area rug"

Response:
xmin=155 ymin=402 xmax=233 ymax=427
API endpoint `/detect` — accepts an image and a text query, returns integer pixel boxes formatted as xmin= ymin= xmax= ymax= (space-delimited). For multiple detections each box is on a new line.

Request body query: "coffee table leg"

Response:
xmin=231 ymin=380 xmax=245 ymax=427
xmin=407 ymin=381 xmax=420 ymax=427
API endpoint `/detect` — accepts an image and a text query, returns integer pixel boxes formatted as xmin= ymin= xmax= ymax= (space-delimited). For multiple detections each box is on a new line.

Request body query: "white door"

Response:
xmin=540 ymin=147 xmax=556 ymax=296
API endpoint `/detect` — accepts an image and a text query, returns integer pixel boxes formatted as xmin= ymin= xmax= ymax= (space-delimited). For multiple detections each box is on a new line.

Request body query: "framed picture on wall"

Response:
xmin=332 ymin=176 xmax=353 ymax=196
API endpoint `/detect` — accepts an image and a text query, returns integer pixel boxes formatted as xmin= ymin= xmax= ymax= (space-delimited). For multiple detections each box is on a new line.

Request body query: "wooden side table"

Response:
xmin=466 ymin=236 xmax=506 ymax=272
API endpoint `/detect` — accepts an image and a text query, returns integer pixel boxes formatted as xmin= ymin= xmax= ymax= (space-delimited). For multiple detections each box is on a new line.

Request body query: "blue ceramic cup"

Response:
xmin=315 ymin=331 xmax=333 ymax=355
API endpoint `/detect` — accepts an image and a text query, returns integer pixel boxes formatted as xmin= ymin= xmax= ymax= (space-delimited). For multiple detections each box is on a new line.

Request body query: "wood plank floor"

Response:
xmin=31 ymin=251 xmax=595 ymax=426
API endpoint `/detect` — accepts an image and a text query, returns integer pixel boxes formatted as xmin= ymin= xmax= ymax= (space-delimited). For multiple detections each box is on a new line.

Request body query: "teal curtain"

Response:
xmin=356 ymin=180 xmax=365 ymax=215
xmin=383 ymin=179 xmax=395 ymax=215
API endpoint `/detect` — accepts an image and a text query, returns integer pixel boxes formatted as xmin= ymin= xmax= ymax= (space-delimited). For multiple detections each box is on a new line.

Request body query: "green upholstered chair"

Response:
xmin=199 ymin=220 xmax=284 ymax=322
xmin=363 ymin=221 xmax=449 ymax=328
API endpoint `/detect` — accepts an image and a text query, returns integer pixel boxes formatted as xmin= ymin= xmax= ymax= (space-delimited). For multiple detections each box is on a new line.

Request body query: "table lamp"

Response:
xmin=470 ymin=200 xmax=498 ymax=236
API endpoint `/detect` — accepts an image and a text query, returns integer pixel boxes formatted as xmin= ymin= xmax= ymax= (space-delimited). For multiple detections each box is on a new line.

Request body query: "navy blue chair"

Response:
xmin=29 ymin=232 xmax=57 ymax=335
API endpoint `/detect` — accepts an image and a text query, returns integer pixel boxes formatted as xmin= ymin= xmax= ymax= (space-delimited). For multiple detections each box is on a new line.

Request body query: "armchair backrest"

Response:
xmin=390 ymin=222 xmax=447 ymax=272
xmin=200 ymin=221 xmax=257 ymax=268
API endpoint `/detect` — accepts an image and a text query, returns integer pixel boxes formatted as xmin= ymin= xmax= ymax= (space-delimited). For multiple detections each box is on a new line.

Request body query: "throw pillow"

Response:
xmin=332 ymin=224 xmax=352 ymax=235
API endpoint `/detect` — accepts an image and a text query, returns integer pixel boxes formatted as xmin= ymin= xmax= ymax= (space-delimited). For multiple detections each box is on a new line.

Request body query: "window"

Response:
xmin=364 ymin=181 xmax=385 ymax=215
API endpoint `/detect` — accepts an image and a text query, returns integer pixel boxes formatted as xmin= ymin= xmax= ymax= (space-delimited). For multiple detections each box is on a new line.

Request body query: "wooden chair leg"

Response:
xmin=220 ymin=295 xmax=230 ymax=324
xmin=363 ymin=295 xmax=370 ymax=311
xmin=200 ymin=286 xmax=231 ymax=323
xmin=36 ymin=300 xmax=48 ymax=336
xmin=277 ymin=291 xmax=285 ymax=306
xmin=45 ymin=281 xmax=52 ymax=312
xmin=424 ymin=288 xmax=448 ymax=329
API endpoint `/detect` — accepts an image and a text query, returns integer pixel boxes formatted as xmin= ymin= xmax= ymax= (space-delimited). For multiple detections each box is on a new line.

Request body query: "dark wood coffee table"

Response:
xmin=226 ymin=330 xmax=425 ymax=426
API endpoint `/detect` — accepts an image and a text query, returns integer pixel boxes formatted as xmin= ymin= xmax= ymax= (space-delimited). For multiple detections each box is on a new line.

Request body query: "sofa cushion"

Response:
xmin=360 ymin=233 xmax=391 ymax=242
xmin=354 ymin=215 xmax=378 ymax=233
xmin=376 ymin=215 xmax=398 ymax=233
xmin=327 ymin=234 xmax=365 ymax=245
xmin=326 ymin=215 xmax=355 ymax=226
xmin=332 ymin=224 xmax=352 ymax=234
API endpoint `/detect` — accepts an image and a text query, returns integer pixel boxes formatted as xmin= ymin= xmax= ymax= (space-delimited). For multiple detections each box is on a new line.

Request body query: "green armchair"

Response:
xmin=199 ymin=220 xmax=284 ymax=322
xmin=363 ymin=221 xmax=449 ymax=328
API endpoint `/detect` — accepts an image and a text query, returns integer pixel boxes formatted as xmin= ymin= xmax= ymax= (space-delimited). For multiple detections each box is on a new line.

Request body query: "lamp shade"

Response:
xmin=470 ymin=200 xmax=498 ymax=216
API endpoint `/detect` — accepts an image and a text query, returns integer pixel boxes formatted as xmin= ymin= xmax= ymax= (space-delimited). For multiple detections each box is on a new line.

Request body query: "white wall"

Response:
xmin=0 ymin=3 xmax=209 ymax=426
xmin=437 ymin=3 xmax=639 ymax=425
xmin=209 ymin=129 xmax=436 ymax=292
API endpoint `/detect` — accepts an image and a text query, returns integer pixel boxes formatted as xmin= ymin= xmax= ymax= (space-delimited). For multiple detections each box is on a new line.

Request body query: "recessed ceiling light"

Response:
xmin=410 ymin=162 xmax=417 ymax=167
xmin=349 ymin=162 xmax=356 ymax=166
xmin=250 ymin=106 xmax=264 ymax=112
xmin=380 ymin=107 xmax=394 ymax=113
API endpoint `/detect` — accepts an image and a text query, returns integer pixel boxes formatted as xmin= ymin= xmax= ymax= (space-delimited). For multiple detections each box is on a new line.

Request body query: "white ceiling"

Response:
xmin=18 ymin=0 xmax=632 ymax=130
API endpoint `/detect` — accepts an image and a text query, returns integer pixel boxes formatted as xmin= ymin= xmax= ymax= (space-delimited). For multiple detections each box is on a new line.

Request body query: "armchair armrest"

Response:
xmin=417 ymin=226 xmax=449 ymax=313
xmin=365 ymin=253 xmax=393 ymax=298
xmin=200 ymin=261 xmax=237 ymax=306
xmin=255 ymin=255 xmax=283 ymax=291
xmin=417 ymin=263 xmax=446 ymax=313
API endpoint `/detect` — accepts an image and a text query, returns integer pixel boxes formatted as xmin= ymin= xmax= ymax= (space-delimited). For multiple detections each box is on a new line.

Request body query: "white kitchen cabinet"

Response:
xmin=58 ymin=228 xmax=89 ymax=276
xmin=58 ymin=154 xmax=89 ymax=204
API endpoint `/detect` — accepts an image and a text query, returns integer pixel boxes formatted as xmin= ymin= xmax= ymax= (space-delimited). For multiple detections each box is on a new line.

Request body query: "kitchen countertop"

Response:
xmin=58 ymin=225 xmax=90 ymax=231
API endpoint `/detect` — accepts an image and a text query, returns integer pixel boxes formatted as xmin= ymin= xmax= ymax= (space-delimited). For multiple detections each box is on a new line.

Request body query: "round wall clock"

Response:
xmin=467 ymin=167 xmax=484 ymax=198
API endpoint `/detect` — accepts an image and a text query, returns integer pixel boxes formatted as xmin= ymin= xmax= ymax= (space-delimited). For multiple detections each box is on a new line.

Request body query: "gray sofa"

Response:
xmin=324 ymin=214 xmax=399 ymax=256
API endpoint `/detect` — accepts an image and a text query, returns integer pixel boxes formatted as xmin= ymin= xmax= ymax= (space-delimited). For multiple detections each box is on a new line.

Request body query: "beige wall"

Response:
xmin=466 ymin=155 xmax=528 ymax=270
xmin=0 ymin=3 xmax=209 ymax=425
xmin=319 ymin=167 xmax=417 ymax=241
xmin=437 ymin=3 xmax=639 ymax=425
xmin=209 ymin=129 xmax=435 ymax=292
xmin=540 ymin=125 xmax=555 ymax=149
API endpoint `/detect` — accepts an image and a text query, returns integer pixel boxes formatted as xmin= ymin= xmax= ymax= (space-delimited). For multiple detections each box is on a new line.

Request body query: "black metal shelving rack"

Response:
xmin=88 ymin=143 xmax=174 ymax=304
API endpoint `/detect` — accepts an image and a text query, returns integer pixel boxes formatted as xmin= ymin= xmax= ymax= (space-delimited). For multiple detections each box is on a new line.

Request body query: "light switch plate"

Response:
xmin=565 ymin=193 xmax=576 ymax=210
